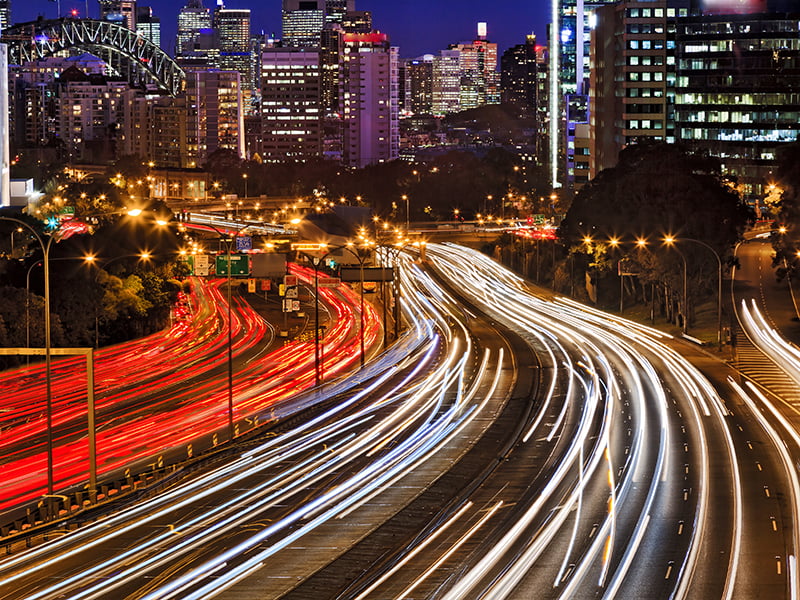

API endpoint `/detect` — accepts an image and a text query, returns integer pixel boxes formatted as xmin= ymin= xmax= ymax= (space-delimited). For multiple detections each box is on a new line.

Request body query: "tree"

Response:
xmin=770 ymin=142 xmax=800 ymax=280
xmin=559 ymin=143 xmax=753 ymax=314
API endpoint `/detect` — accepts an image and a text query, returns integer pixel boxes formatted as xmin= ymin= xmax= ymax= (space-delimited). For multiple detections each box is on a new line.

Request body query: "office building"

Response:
xmin=340 ymin=33 xmax=399 ymax=167
xmin=341 ymin=10 xmax=371 ymax=33
xmin=674 ymin=11 xmax=800 ymax=198
xmin=99 ymin=0 xmax=137 ymax=29
xmin=260 ymin=47 xmax=323 ymax=161
xmin=0 ymin=1 xmax=11 ymax=32
xmin=590 ymin=0 xmax=673 ymax=180
xmin=282 ymin=0 xmax=325 ymax=48
xmin=405 ymin=55 xmax=434 ymax=115
xmin=176 ymin=0 xmax=212 ymax=58
xmin=325 ymin=0 xmax=356 ymax=24
xmin=136 ymin=6 xmax=161 ymax=48
xmin=214 ymin=4 xmax=254 ymax=112
xmin=431 ymin=50 xmax=461 ymax=116
xmin=185 ymin=69 xmax=245 ymax=164
xmin=501 ymin=34 xmax=538 ymax=118
xmin=0 ymin=44 xmax=9 ymax=207
xmin=450 ymin=24 xmax=500 ymax=110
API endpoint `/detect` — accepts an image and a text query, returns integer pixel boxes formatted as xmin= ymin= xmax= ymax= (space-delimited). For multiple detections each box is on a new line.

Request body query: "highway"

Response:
xmin=0 ymin=249 xmax=514 ymax=599
xmin=1 ymin=243 xmax=799 ymax=598
xmin=0 ymin=265 xmax=381 ymax=513
xmin=285 ymin=244 xmax=797 ymax=598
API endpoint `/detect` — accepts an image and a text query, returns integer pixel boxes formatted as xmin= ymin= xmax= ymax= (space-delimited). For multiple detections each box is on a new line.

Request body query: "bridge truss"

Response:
xmin=2 ymin=18 xmax=185 ymax=96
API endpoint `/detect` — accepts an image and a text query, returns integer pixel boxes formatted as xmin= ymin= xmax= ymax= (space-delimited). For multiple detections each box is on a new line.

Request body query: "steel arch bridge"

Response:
xmin=2 ymin=18 xmax=185 ymax=96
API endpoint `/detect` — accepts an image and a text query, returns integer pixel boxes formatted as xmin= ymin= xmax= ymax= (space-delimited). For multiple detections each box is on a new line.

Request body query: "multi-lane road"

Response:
xmin=3 ymin=242 xmax=800 ymax=598
xmin=0 ymin=265 xmax=381 ymax=513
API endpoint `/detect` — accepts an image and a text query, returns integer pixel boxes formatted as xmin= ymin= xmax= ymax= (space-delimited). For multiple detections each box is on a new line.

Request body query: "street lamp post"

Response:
xmin=202 ymin=220 xmax=253 ymax=441
xmin=664 ymin=237 xmax=688 ymax=333
xmin=1 ymin=217 xmax=56 ymax=494
xmin=402 ymin=195 xmax=409 ymax=232
xmin=667 ymin=236 xmax=723 ymax=346
xmin=343 ymin=243 xmax=371 ymax=369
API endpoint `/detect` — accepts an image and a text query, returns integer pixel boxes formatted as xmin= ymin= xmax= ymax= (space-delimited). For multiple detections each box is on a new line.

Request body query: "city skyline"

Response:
xmin=13 ymin=0 xmax=549 ymax=58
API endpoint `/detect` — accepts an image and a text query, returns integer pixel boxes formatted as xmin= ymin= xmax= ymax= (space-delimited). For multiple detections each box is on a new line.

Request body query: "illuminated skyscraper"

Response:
xmin=501 ymin=35 xmax=538 ymax=118
xmin=99 ymin=0 xmax=137 ymax=29
xmin=214 ymin=3 xmax=253 ymax=111
xmin=185 ymin=69 xmax=245 ymax=163
xmin=340 ymin=33 xmax=398 ymax=167
xmin=136 ymin=6 xmax=161 ymax=48
xmin=405 ymin=55 xmax=434 ymax=115
xmin=260 ymin=47 xmax=323 ymax=161
xmin=431 ymin=50 xmax=461 ymax=116
xmin=0 ymin=1 xmax=10 ymax=32
xmin=282 ymin=0 xmax=325 ymax=47
xmin=450 ymin=26 xmax=499 ymax=110
xmin=176 ymin=0 xmax=212 ymax=58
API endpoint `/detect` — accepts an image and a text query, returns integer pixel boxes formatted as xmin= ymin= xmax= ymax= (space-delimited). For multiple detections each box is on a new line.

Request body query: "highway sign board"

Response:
xmin=215 ymin=254 xmax=250 ymax=276
xmin=284 ymin=275 xmax=298 ymax=287
xmin=340 ymin=267 xmax=393 ymax=282
xmin=318 ymin=277 xmax=340 ymax=288
xmin=235 ymin=236 xmax=252 ymax=252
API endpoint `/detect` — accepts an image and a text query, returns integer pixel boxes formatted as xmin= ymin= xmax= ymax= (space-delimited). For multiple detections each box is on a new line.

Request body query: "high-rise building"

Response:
xmin=590 ymin=0 xmax=673 ymax=179
xmin=0 ymin=44 xmax=9 ymax=207
xmin=176 ymin=0 xmax=212 ymax=58
xmin=260 ymin=47 xmax=323 ymax=161
xmin=215 ymin=4 xmax=250 ymax=53
xmin=99 ymin=0 xmax=137 ymax=30
xmin=0 ymin=1 xmax=11 ymax=33
xmin=185 ymin=69 xmax=245 ymax=164
xmin=282 ymin=0 xmax=325 ymax=48
xmin=319 ymin=26 xmax=343 ymax=115
xmin=341 ymin=10 xmax=371 ymax=33
xmin=405 ymin=55 xmax=434 ymax=115
xmin=214 ymin=4 xmax=254 ymax=113
xmin=431 ymin=49 xmax=461 ymax=116
xmin=57 ymin=69 xmax=131 ymax=162
xmin=339 ymin=33 xmax=399 ymax=167
xmin=325 ymin=0 xmax=355 ymax=25
xmin=673 ymin=10 xmax=800 ymax=198
xmin=550 ymin=0 xmax=618 ymax=189
xmin=501 ymin=34 xmax=538 ymax=118
xmin=450 ymin=24 xmax=500 ymax=110
xmin=136 ymin=6 xmax=161 ymax=48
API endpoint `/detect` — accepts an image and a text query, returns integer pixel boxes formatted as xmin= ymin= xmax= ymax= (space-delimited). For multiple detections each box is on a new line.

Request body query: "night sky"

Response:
xmin=15 ymin=1 xmax=550 ymax=58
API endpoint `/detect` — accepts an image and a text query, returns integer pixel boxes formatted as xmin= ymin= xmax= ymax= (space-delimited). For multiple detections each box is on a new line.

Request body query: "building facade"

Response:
xmin=260 ymin=47 xmax=323 ymax=161
xmin=135 ymin=6 xmax=161 ymax=48
xmin=185 ymin=69 xmax=245 ymax=165
xmin=405 ymin=55 xmax=434 ymax=115
xmin=501 ymin=35 xmax=539 ymax=118
xmin=176 ymin=0 xmax=213 ymax=58
xmin=431 ymin=49 xmax=461 ymax=116
xmin=339 ymin=33 xmax=399 ymax=167
xmin=674 ymin=11 xmax=800 ymax=198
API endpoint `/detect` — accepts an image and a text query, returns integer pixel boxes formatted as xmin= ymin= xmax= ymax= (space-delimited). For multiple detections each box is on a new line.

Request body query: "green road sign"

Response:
xmin=215 ymin=254 xmax=250 ymax=276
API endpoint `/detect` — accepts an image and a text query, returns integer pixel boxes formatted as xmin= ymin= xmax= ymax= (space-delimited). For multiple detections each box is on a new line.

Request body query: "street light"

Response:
xmin=665 ymin=235 xmax=723 ymax=346
xmin=663 ymin=236 xmax=689 ymax=334
xmin=1 ymin=216 xmax=57 ymax=493
xmin=201 ymin=220 xmax=253 ymax=441
xmin=402 ymin=195 xmax=409 ymax=232
xmin=344 ymin=241 xmax=372 ymax=368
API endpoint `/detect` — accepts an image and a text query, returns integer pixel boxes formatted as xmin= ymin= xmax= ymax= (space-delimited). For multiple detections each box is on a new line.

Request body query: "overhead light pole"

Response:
xmin=666 ymin=236 xmax=723 ymax=346
xmin=1 ymin=217 xmax=56 ymax=493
